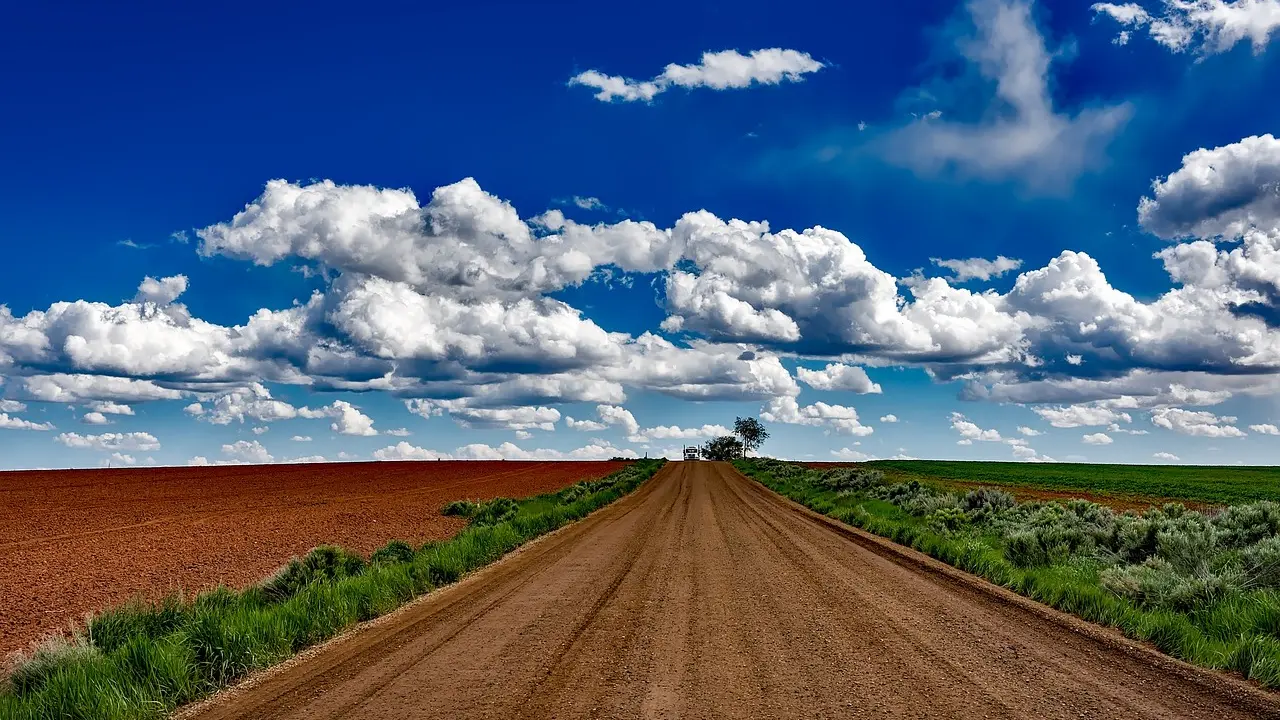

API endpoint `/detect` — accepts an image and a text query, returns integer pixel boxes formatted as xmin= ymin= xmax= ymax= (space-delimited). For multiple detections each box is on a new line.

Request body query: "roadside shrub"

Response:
xmin=472 ymin=497 xmax=519 ymax=526
xmin=1242 ymin=536 xmax=1280 ymax=589
xmin=371 ymin=540 xmax=415 ymax=565
xmin=906 ymin=492 xmax=962 ymax=517
xmin=1005 ymin=524 xmax=1094 ymax=569
xmin=441 ymin=500 xmax=480 ymax=517
xmin=1065 ymin=498 xmax=1114 ymax=526
xmin=1213 ymin=501 xmax=1280 ymax=548
xmin=1155 ymin=525 xmax=1219 ymax=575
xmin=962 ymin=487 xmax=1015 ymax=520
xmin=558 ymin=485 xmax=586 ymax=503
xmin=1101 ymin=558 xmax=1243 ymax=612
xmin=927 ymin=507 xmax=969 ymax=534
xmin=816 ymin=467 xmax=884 ymax=492
xmin=767 ymin=462 xmax=811 ymax=480
xmin=259 ymin=546 xmax=366 ymax=603
xmin=872 ymin=480 xmax=928 ymax=507
xmin=1107 ymin=512 xmax=1161 ymax=563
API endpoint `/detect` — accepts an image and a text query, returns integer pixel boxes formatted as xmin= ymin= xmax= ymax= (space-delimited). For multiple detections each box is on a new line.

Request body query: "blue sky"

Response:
xmin=4 ymin=0 xmax=1280 ymax=468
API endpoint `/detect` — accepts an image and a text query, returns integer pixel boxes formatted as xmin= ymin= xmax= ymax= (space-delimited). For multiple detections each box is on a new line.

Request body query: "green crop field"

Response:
xmin=842 ymin=460 xmax=1280 ymax=506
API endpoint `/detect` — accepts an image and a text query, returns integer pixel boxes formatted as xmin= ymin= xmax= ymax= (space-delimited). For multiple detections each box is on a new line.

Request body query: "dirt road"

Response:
xmin=185 ymin=461 xmax=1280 ymax=720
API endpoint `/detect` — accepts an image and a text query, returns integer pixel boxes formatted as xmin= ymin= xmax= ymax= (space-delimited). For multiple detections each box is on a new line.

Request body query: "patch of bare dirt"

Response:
xmin=0 ymin=460 xmax=625 ymax=656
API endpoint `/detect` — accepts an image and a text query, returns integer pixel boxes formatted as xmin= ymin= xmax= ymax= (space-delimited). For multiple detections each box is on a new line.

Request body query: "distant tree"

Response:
xmin=733 ymin=416 xmax=769 ymax=457
xmin=702 ymin=436 xmax=744 ymax=461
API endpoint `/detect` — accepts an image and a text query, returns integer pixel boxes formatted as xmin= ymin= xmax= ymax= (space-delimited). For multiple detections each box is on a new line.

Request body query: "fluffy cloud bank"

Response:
xmin=763 ymin=397 xmax=874 ymax=436
xmin=796 ymin=364 xmax=882 ymax=393
xmin=1138 ymin=134 xmax=1280 ymax=240
xmin=950 ymin=413 xmax=1002 ymax=444
xmin=570 ymin=49 xmax=824 ymax=103
xmin=931 ymin=256 xmax=1023 ymax=282
xmin=56 ymin=432 xmax=160 ymax=452
xmin=0 ymin=413 xmax=53 ymax=431
xmin=372 ymin=440 xmax=636 ymax=461
xmin=8 ymin=122 xmax=1280 ymax=461
xmin=5 ymin=154 xmax=1274 ymax=422
xmin=1150 ymin=407 xmax=1246 ymax=437
xmin=1093 ymin=1 xmax=1280 ymax=56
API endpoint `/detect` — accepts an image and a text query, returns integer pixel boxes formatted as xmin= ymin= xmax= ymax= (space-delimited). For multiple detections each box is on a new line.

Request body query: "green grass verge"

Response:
xmin=737 ymin=458 xmax=1280 ymax=688
xmin=855 ymin=460 xmax=1280 ymax=505
xmin=0 ymin=459 xmax=665 ymax=720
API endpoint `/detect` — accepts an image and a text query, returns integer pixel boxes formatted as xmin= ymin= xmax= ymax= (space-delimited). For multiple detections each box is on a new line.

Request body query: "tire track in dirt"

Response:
xmin=182 ymin=462 xmax=1280 ymax=720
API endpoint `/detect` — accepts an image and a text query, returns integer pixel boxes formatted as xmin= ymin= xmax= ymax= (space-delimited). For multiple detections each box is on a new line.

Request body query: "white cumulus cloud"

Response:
xmin=373 ymin=440 xmax=637 ymax=461
xmin=0 ymin=413 xmax=54 ymax=431
xmin=1093 ymin=1 xmax=1280 ymax=56
xmin=950 ymin=412 xmax=1002 ymax=444
xmin=1151 ymin=407 xmax=1246 ymax=437
xmin=133 ymin=275 xmax=189 ymax=306
xmin=764 ymin=397 xmax=874 ymax=436
xmin=1139 ymin=134 xmax=1280 ymax=240
xmin=570 ymin=48 xmax=824 ymax=102
xmin=56 ymin=431 xmax=160 ymax=451
xmin=796 ymin=363 xmax=882 ymax=393
xmin=931 ymin=256 xmax=1023 ymax=282
xmin=1033 ymin=404 xmax=1132 ymax=428
xmin=221 ymin=439 xmax=273 ymax=464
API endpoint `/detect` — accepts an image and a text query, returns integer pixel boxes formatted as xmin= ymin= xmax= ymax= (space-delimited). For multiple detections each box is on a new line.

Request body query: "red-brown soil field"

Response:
xmin=0 ymin=460 xmax=626 ymax=658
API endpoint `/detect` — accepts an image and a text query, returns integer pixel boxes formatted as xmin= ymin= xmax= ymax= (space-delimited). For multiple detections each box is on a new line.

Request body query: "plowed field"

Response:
xmin=0 ymin=460 xmax=626 ymax=657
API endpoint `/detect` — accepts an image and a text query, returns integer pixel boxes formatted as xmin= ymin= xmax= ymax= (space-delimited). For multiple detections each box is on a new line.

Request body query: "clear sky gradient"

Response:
xmin=3 ymin=0 xmax=1280 ymax=468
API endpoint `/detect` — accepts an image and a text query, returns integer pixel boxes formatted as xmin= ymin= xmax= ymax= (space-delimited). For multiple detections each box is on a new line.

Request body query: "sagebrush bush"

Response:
xmin=927 ymin=506 xmax=968 ymax=534
xmin=441 ymin=500 xmax=480 ymax=517
xmin=815 ymin=467 xmax=884 ymax=492
xmin=906 ymin=491 xmax=962 ymax=517
xmin=1005 ymin=524 xmax=1094 ymax=568
xmin=872 ymin=480 xmax=928 ymax=506
xmin=1242 ymin=536 xmax=1280 ymax=589
xmin=962 ymin=487 xmax=1014 ymax=519
xmin=1101 ymin=558 xmax=1243 ymax=611
xmin=1213 ymin=501 xmax=1280 ymax=548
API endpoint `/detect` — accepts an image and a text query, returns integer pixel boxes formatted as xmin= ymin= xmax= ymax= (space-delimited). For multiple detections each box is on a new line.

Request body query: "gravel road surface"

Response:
xmin=184 ymin=461 xmax=1280 ymax=720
